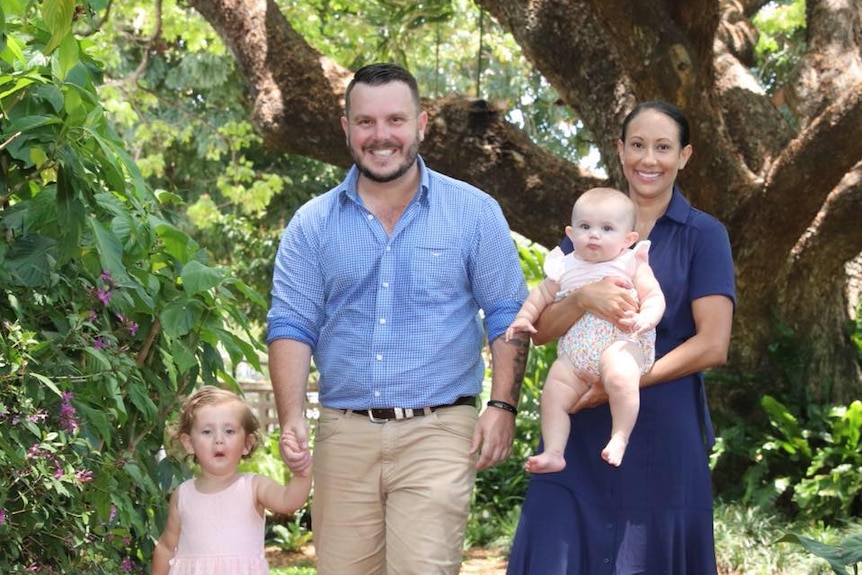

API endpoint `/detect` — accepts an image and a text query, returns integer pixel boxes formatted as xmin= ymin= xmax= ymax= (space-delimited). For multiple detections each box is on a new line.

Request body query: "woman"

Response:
xmin=506 ymin=101 xmax=735 ymax=574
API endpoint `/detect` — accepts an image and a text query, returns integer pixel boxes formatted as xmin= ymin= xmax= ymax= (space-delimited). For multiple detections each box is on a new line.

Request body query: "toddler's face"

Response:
xmin=182 ymin=401 xmax=252 ymax=476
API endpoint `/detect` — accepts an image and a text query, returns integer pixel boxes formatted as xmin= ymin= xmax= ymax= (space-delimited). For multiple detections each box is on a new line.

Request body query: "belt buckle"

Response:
xmin=368 ymin=409 xmax=388 ymax=424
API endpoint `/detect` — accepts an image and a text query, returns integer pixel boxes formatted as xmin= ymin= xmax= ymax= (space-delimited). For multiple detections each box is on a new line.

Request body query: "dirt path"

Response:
xmin=267 ymin=545 xmax=508 ymax=574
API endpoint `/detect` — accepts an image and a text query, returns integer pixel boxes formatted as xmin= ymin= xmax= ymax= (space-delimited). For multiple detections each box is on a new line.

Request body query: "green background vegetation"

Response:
xmin=1 ymin=0 xmax=860 ymax=573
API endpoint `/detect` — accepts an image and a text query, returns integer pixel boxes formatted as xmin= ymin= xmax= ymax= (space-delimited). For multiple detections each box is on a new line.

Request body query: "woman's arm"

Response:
xmin=640 ymin=294 xmax=733 ymax=387
xmin=532 ymin=276 xmax=638 ymax=345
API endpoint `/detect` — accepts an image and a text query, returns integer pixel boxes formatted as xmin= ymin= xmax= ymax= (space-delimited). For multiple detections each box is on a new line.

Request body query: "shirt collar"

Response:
xmin=339 ymin=155 xmax=430 ymax=206
xmin=661 ymin=186 xmax=691 ymax=224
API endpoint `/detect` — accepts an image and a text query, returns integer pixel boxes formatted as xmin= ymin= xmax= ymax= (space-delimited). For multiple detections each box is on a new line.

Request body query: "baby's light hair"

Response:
xmin=572 ymin=187 xmax=637 ymax=231
xmin=172 ymin=385 xmax=262 ymax=460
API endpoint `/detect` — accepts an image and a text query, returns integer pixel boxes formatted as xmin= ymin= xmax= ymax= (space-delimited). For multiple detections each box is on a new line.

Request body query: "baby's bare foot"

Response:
xmin=601 ymin=436 xmax=628 ymax=467
xmin=525 ymin=452 xmax=566 ymax=474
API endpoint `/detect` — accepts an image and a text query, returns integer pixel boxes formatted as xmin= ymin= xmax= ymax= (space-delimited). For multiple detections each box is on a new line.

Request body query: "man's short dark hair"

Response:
xmin=345 ymin=63 xmax=421 ymax=117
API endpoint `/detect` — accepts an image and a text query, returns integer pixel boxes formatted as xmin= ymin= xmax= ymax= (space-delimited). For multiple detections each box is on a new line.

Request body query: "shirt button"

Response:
xmin=379 ymin=318 xmax=386 ymax=324
xmin=367 ymin=214 xmax=374 ymax=220
xmin=376 ymin=354 xmax=383 ymax=361
xmin=382 ymin=281 xmax=389 ymax=288
xmin=386 ymin=245 xmax=391 ymax=252
xmin=374 ymin=391 xmax=381 ymax=397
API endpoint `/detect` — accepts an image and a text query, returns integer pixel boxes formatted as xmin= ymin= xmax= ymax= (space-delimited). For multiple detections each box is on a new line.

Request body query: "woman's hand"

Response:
xmin=570 ymin=369 xmax=609 ymax=412
xmin=533 ymin=275 xmax=636 ymax=345
xmin=578 ymin=276 xmax=638 ymax=326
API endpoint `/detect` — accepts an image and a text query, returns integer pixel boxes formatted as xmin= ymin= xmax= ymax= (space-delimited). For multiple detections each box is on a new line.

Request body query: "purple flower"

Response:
xmin=88 ymin=310 xmax=97 ymax=322
xmin=97 ymin=287 xmax=112 ymax=306
xmin=75 ymin=469 xmax=93 ymax=483
xmin=60 ymin=392 xmax=79 ymax=433
xmin=116 ymin=314 xmax=140 ymax=337
xmin=93 ymin=337 xmax=106 ymax=350
xmin=0 ymin=508 xmax=6 ymax=525
xmin=121 ymin=558 xmax=133 ymax=572
xmin=27 ymin=411 xmax=47 ymax=423
xmin=101 ymin=270 xmax=112 ymax=283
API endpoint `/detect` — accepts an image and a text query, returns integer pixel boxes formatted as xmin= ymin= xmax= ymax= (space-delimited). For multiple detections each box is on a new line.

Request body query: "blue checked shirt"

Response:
xmin=267 ymin=156 xmax=527 ymax=410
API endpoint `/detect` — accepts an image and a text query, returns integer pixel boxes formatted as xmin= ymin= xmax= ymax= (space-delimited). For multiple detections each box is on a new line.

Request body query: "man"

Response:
xmin=267 ymin=63 xmax=528 ymax=575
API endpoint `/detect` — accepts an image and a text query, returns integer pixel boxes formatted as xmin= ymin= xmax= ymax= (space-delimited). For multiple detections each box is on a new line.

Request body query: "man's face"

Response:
xmin=341 ymin=81 xmax=427 ymax=183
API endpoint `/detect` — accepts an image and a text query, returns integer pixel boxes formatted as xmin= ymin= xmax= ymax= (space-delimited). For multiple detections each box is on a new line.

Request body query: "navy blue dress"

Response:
xmin=507 ymin=190 xmax=736 ymax=575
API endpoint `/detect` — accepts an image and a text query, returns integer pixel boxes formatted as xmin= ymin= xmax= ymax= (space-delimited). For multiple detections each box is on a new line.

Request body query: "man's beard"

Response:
xmin=353 ymin=139 xmax=420 ymax=183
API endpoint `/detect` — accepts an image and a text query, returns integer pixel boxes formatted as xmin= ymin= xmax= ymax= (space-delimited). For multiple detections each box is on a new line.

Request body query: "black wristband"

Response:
xmin=486 ymin=400 xmax=518 ymax=416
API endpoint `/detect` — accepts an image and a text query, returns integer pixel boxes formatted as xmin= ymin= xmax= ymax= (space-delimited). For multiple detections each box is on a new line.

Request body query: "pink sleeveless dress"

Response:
xmin=169 ymin=473 xmax=270 ymax=575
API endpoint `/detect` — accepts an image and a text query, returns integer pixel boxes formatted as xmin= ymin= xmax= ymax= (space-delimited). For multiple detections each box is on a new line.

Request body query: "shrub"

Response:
xmin=0 ymin=4 xmax=264 ymax=572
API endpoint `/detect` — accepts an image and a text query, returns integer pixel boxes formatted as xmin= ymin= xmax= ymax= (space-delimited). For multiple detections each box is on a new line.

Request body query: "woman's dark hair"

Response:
xmin=620 ymin=100 xmax=690 ymax=148
xmin=345 ymin=63 xmax=420 ymax=117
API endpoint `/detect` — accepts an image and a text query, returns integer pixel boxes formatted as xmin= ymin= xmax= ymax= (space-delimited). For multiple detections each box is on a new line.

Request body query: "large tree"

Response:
xmin=187 ymin=0 xmax=862 ymax=407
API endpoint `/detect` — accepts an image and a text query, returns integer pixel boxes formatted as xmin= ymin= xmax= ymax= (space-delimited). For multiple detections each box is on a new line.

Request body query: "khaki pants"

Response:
xmin=312 ymin=405 xmax=478 ymax=575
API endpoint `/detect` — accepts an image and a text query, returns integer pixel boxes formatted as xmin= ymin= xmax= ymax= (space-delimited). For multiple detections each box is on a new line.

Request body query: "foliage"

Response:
xmin=777 ymin=531 xmax=862 ymax=575
xmin=0 ymin=2 xmax=264 ymax=572
xmin=741 ymin=395 xmax=862 ymax=522
xmin=713 ymin=500 xmax=853 ymax=575
xmin=753 ymin=0 xmax=807 ymax=96
xmin=277 ymin=0 xmax=593 ymax=164
xmin=466 ymin=237 xmax=550 ymax=549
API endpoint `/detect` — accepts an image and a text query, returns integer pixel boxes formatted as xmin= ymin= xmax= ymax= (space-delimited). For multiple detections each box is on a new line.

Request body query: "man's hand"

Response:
xmin=279 ymin=420 xmax=312 ymax=477
xmin=471 ymin=405 xmax=516 ymax=471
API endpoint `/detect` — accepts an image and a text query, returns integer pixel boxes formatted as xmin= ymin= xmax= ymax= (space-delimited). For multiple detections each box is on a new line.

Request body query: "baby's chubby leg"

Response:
xmin=526 ymin=357 xmax=590 ymax=474
xmin=598 ymin=341 xmax=644 ymax=467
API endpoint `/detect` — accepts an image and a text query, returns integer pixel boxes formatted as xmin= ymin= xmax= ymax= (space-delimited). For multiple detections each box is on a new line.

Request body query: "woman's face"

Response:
xmin=617 ymin=108 xmax=692 ymax=201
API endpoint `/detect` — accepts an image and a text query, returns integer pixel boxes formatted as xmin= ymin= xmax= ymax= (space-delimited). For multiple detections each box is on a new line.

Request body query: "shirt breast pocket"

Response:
xmin=409 ymin=247 xmax=465 ymax=305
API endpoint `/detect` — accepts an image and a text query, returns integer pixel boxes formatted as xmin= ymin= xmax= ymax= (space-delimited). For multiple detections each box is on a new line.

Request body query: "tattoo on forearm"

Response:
xmin=509 ymin=333 xmax=530 ymax=403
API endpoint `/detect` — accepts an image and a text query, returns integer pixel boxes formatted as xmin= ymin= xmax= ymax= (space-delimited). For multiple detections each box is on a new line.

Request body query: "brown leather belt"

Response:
xmin=344 ymin=395 xmax=477 ymax=423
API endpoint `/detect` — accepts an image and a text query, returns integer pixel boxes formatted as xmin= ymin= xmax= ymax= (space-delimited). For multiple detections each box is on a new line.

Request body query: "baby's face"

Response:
xmin=567 ymin=199 xmax=635 ymax=263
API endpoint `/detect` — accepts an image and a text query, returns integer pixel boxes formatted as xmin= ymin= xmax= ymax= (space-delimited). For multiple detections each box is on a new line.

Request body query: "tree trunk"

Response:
xmin=187 ymin=0 xmax=862 ymax=404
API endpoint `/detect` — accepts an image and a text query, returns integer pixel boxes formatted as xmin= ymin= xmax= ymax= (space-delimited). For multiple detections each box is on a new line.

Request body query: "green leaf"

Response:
xmin=154 ymin=222 xmax=198 ymax=264
xmin=181 ymin=260 xmax=224 ymax=296
xmin=160 ymin=299 xmax=197 ymax=337
xmin=29 ymin=372 xmax=62 ymax=397
xmin=128 ymin=381 xmax=157 ymax=420
xmin=54 ymin=33 xmax=79 ymax=80
xmin=56 ymin=167 xmax=84 ymax=262
xmin=5 ymin=234 xmax=56 ymax=287
xmin=41 ymin=0 xmax=75 ymax=54
xmin=88 ymin=217 xmax=127 ymax=282
xmin=170 ymin=338 xmax=198 ymax=374
xmin=776 ymin=533 xmax=851 ymax=575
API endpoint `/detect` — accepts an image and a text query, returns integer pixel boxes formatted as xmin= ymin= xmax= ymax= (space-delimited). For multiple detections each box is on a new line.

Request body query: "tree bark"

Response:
xmin=187 ymin=0 xmax=862 ymax=403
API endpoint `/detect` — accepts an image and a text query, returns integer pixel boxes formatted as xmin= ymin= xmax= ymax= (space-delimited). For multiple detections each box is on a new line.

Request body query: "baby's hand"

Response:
xmin=506 ymin=317 xmax=536 ymax=341
xmin=624 ymin=313 xmax=656 ymax=336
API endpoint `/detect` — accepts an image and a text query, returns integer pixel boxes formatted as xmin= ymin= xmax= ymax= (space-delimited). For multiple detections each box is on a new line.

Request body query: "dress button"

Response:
xmin=603 ymin=558 xmax=610 ymax=564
